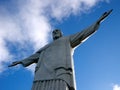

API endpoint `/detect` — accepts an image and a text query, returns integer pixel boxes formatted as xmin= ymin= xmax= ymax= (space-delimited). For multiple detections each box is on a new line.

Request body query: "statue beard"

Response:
xmin=53 ymin=36 xmax=61 ymax=40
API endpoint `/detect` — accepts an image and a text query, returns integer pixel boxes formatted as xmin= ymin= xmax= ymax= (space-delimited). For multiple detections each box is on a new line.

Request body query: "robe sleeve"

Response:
xmin=70 ymin=22 xmax=100 ymax=48
xmin=21 ymin=53 xmax=40 ymax=67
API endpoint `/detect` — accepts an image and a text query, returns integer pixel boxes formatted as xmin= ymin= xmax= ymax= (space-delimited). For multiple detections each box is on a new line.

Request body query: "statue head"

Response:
xmin=52 ymin=29 xmax=63 ymax=40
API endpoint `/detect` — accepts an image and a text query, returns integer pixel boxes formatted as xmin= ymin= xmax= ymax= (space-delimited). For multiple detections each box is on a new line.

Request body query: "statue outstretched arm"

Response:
xmin=8 ymin=53 xmax=40 ymax=67
xmin=70 ymin=9 xmax=113 ymax=48
xmin=8 ymin=43 xmax=49 ymax=67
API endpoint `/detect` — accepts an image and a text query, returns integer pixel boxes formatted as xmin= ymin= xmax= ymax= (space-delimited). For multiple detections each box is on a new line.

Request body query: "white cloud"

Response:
xmin=0 ymin=0 xmax=109 ymax=73
xmin=113 ymin=84 xmax=120 ymax=90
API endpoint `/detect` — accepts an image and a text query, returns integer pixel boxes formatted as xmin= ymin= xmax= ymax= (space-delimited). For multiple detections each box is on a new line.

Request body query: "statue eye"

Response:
xmin=55 ymin=30 xmax=59 ymax=32
xmin=52 ymin=31 xmax=56 ymax=34
xmin=53 ymin=30 xmax=59 ymax=34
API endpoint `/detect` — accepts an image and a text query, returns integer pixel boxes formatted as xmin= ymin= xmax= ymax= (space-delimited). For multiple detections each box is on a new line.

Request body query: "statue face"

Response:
xmin=52 ymin=29 xmax=62 ymax=40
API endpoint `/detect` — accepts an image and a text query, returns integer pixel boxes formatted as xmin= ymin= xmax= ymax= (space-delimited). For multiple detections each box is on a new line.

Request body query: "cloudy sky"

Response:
xmin=0 ymin=0 xmax=120 ymax=90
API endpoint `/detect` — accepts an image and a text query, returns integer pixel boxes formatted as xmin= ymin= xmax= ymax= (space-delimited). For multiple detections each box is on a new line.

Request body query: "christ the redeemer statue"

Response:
xmin=9 ymin=10 xmax=112 ymax=90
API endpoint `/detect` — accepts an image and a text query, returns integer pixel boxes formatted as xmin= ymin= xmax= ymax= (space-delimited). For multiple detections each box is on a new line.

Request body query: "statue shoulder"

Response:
xmin=36 ymin=44 xmax=50 ymax=53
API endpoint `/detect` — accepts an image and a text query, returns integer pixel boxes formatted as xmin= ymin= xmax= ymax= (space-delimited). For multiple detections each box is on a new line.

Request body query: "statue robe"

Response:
xmin=20 ymin=22 xmax=100 ymax=90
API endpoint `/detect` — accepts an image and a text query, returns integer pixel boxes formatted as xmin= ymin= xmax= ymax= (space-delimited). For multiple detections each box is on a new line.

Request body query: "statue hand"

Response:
xmin=8 ymin=61 xmax=22 ymax=67
xmin=97 ymin=9 xmax=113 ymax=23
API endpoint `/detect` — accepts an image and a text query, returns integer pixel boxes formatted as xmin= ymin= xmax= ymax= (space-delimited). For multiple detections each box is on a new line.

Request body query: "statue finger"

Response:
xmin=8 ymin=64 xmax=16 ymax=67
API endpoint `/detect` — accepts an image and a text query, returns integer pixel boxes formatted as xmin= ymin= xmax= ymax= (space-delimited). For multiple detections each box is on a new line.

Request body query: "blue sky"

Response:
xmin=0 ymin=0 xmax=120 ymax=90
